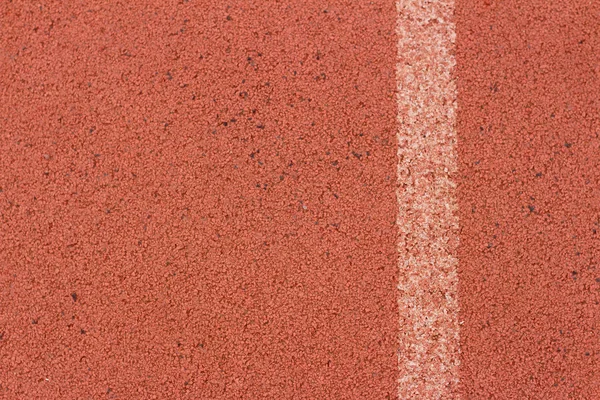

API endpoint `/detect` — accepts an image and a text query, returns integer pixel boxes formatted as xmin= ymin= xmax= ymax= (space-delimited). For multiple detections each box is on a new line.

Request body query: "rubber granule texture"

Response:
xmin=0 ymin=1 xmax=399 ymax=399
xmin=456 ymin=1 xmax=600 ymax=398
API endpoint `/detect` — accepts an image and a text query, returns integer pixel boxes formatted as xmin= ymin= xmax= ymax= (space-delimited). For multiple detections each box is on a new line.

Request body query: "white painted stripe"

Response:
xmin=396 ymin=0 xmax=460 ymax=398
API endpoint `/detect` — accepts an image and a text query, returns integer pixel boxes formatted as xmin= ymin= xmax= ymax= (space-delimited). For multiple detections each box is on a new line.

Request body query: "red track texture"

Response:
xmin=1 ymin=1 xmax=600 ymax=399
xmin=456 ymin=1 xmax=600 ymax=398
xmin=0 ymin=1 xmax=398 ymax=399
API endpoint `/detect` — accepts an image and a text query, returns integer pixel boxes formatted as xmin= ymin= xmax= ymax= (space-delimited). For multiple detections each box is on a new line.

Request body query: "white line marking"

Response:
xmin=396 ymin=0 xmax=460 ymax=398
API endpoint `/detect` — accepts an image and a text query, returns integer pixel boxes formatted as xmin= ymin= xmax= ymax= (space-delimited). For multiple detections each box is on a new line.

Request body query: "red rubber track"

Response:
xmin=0 ymin=1 xmax=398 ymax=399
xmin=457 ymin=1 xmax=600 ymax=398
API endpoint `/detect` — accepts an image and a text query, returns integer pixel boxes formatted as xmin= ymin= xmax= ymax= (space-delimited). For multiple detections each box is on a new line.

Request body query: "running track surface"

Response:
xmin=0 ymin=1 xmax=598 ymax=399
